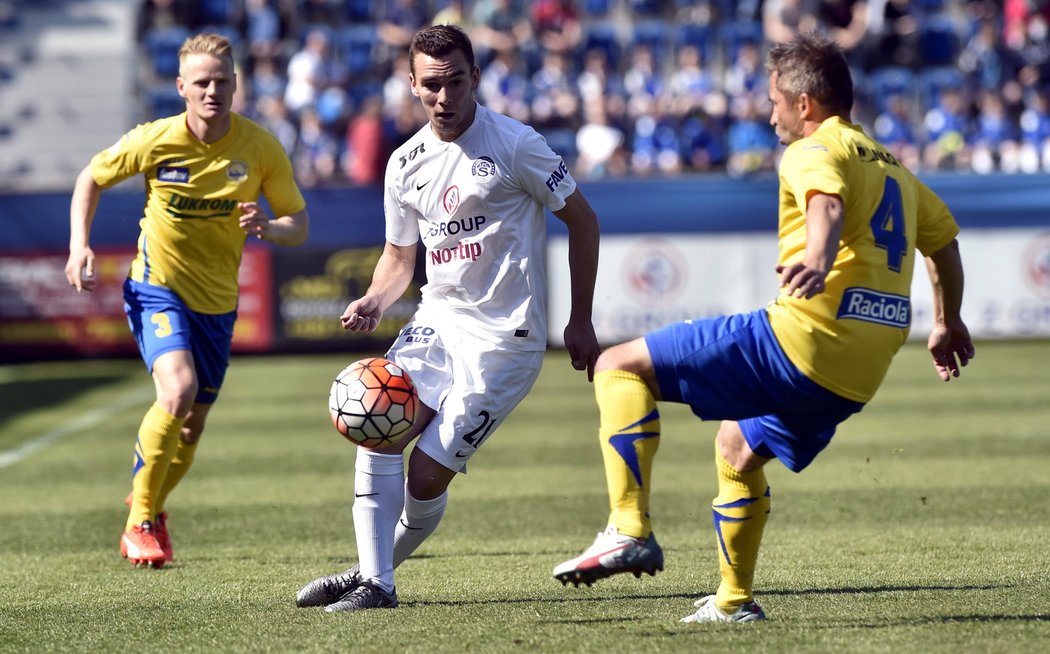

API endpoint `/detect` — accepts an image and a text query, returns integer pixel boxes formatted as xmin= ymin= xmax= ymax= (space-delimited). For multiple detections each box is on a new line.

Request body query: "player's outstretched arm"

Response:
xmin=238 ymin=203 xmax=310 ymax=246
xmin=925 ymin=238 xmax=974 ymax=381
xmin=553 ymin=189 xmax=601 ymax=381
xmin=66 ymin=164 xmax=102 ymax=292
xmin=340 ymin=241 xmax=417 ymax=333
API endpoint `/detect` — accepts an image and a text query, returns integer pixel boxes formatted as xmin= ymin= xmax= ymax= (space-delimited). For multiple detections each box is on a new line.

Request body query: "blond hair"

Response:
xmin=178 ymin=33 xmax=234 ymax=73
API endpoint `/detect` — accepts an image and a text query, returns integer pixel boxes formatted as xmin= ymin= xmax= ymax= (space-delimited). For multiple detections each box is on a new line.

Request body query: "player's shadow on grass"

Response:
xmin=0 ymin=374 xmax=129 ymax=434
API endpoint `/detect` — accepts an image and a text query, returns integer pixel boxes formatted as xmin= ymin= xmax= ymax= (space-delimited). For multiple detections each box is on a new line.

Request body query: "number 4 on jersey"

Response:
xmin=869 ymin=177 xmax=908 ymax=272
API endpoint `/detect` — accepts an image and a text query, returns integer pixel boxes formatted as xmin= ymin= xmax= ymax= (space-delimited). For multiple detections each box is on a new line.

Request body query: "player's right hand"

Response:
xmin=65 ymin=246 xmax=96 ymax=292
xmin=340 ymin=295 xmax=383 ymax=333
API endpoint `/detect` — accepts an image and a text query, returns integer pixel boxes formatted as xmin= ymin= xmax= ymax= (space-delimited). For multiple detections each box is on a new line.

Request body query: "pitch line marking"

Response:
xmin=0 ymin=387 xmax=150 ymax=469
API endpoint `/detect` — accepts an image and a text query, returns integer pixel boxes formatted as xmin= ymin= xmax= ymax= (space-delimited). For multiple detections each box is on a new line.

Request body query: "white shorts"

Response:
xmin=385 ymin=309 xmax=543 ymax=473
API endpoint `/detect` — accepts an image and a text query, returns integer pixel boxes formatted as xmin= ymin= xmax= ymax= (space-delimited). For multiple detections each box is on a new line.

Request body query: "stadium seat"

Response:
xmin=720 ymin=20 xmax=763 ymax=64
xmin=345 ymin=0 xmax=378 ymax=23
xmin=675 ymin=22 xmax=714 ymax=61
xmin=582 ymin=0 xmax=613 ymax=17
xmin=918 ymin=66 xmax=965 ymax=107
xmin=867 ymin=66 xmax=915 ymax=112
xmin=145 ymin=26 xmax=191 ymax=79
xmin=338 ymin=25 xmax=378 ymax=76
xmin=198 ymin=0 xmax=238 ymax=26
xmin=631 ymin=20 xmax=670 ymax=64
xmin=918 ymin=14 xmax=963 ymax=67
xmin=146 ymin=85 xmax=185 ymax=119
xmin=582 ymin=20 xmax=623 ymax=70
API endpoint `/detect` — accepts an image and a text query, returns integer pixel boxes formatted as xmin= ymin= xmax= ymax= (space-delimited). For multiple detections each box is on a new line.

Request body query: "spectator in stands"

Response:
xmin=479 ymin=48 xmax=531 ymax=123
xmin=623 ymin=42 xmax=663 ymax=112
xmin=256 ymin=94 xmax=298 ymax=154
xmin=379 ymin=0 xmax=431 ymax=66
xmin=284 ymin=27 xmax=343 ymax=115
xmin=531 ymin=0 xmax=583 ymax=55
xmin=294 ymin=107 xmax=340 ymax=187
xmin=971 ymin=89 xmax=1021 ymax=173
xmin=471 ymin=0 xmax=534 ymax=59
xmin=872 ymin=91 xmax=920 ymax=170
xmin=923 ymin=86 xmax=972 ymax=171
xmin=763 ymin=0 xmax=817 ymax=46
xmin=1018 ymin=86 xmax=1050 ymax=172
xmin=244 ymin=0 xmax=285 ymax=62
xmin=960 ymin=17 xmax=1015 ymax=92
xmin=667 ymin=44 xmax=716 ymax=116
xmin=680 ymin=92 xmax=729 ymax=172
xmin=577 ymin=47 xmax=624 ymax=106
xmin=863 ymin=0 xmax=919 ymax=69
xmin=630 ymin=98 xmax=684 ymax=175
xmin=136 ymin=0 xmax=197 ymax=43
xmin=576 ymin=96 xmax=627 ymax=179
xmin=725 ymin=95 xmax=778 ymax=177
xmin=815 ymin=0 xmax=867 ymax=57
xmin=249 ymin=54 xmax=286 ymax=103
xmin=433 ymin=0 xmax=471 ymax=29
xmin=297 ymin=0 xmax=345 ymax=28
xmin=345 ymin=96 xmax=386 ymax=185
xmin=723 ymin=40 xmax=765 ymax=102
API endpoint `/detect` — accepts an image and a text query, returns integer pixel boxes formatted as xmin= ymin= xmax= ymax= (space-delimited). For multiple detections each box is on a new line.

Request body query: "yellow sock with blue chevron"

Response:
xmin=155 ymin=437 xmax=198 ymax=514
xmin=712 ymin=440 xmax=770 ymax=610
xmin=596 ymin=370 xmax=660 ymax=539
xmin=126 ymin=403 xmax=183 ymax=531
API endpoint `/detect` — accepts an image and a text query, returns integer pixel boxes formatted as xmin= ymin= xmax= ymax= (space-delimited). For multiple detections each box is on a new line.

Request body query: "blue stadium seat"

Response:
xmin=338 ymin=25 xmax=378 ymax=76
xmin=675 ymin=22 xmax=714 ymax=62
xmin=918 ymin=66 xmax=965 ymax=106
xmin=867 ymin=66 xmax=915 ymax=112
xmin=345 ymin=0 xmax=378 ymax=23
xmin=582 ymin=0 xmax=613 ymax=17
xmin=720 ymin=20 xmax=763 ymax=63
xmin=145 ymin=26 xmax=191 ymax=79
xmin=582 ymin=20 xmax=623 ymax=69
xmin=918 ymin=14 xmax=962 ymax=67
xmin=146 ymin=85 xmax=185 ymax=119
xmin=198 ymin=0 xmax=238 ymax=26
xmin=631 ymin=20 xmax=670 ymax=63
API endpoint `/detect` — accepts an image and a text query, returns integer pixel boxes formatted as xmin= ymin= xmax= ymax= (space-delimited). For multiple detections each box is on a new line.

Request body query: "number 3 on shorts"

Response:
xmin=869 ymin=177 xmax=908 ymax=273
xmin=151 ymin=312 xmax=173 ymax=338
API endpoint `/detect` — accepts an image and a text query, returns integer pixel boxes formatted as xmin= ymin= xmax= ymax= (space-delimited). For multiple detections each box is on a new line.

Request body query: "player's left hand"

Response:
xmin=777 ymin=263 xmax=827 ymax=299
xmin=563 ymin=318 xmax=600 ymax=382
xmin=238 ymin=202 xmax=270 ymax=240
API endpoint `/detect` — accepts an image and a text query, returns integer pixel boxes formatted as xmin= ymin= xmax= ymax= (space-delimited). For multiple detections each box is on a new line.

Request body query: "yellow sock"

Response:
xmin=127 ymin=403 xmax=183 ymax=530
xmin=155 ymin=437 xmax=198 ymax=514
xmin=596 ymin=370 xmax=660 ymax=539
xmin=712 ymin=441 xmax=770 ymax=609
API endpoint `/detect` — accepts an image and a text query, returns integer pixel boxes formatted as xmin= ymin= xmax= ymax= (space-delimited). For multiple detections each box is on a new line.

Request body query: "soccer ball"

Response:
xmin=329 ymin=357 xmax=419 ymax=448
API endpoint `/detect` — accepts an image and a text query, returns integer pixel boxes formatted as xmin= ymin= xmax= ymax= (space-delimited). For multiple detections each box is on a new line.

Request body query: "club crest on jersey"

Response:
xmin=157 ymin=166 xmax=190 ymax=183
xmin=836 ymin=287 xmax=910 ymax=328
xmin=472 ymin=156 xmax=497 ymax=179
xmin=226 ymin=160 xmax=248 ymax=181
xmin=443 ymin=186 xmax=460 ymax=215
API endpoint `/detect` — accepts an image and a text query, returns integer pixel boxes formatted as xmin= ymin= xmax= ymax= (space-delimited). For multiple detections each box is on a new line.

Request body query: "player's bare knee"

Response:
xmin=595 ymin=339 xmax=648 ymax=375
xmin=717 ymin=421 xmax=764 ymax=472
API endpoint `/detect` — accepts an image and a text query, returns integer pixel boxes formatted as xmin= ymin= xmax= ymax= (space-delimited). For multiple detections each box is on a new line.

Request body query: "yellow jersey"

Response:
xmin=90 ymin=112 xmax=305 ymax=314
xmin=766 ymin=117 xmax=959 ymax=402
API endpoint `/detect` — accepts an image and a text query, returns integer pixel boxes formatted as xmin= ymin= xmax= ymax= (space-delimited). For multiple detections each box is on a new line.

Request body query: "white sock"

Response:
xmin=352 ymin=449 xmax=405 ymax=592
xmin=393 ymin=486 xmax=448 ymax=567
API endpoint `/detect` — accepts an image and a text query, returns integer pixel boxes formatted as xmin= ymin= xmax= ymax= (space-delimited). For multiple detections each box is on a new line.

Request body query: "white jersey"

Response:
xmin=384 ymin=103 xmax=577 ymax=351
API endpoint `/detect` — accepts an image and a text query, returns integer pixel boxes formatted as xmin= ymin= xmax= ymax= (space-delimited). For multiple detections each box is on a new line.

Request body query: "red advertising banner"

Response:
xmin=0 ymin=247 xmax=274 ymax=362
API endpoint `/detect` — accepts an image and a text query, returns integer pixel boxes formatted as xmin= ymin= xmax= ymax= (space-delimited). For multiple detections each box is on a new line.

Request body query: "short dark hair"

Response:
xmin=409 ymin=24 xmax=476 ymax=73
xmin=766 ymin=32 xmax=853 ymax=116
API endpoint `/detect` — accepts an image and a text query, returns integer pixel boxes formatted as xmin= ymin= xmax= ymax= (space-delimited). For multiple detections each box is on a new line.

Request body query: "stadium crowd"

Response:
xmin=133 ymin=0 xmax=1050 ymax=187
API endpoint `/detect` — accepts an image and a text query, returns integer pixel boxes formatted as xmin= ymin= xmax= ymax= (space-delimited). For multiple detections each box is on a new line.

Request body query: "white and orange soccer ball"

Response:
xmin=329 ymin=357 xmax=419 ymax=448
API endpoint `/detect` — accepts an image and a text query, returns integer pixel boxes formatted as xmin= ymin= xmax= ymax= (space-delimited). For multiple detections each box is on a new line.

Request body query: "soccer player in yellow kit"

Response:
xmin=553 ymin=32 xmax=976 ymax=622
xmin=65 ymin=33 xmax=309 ymax=568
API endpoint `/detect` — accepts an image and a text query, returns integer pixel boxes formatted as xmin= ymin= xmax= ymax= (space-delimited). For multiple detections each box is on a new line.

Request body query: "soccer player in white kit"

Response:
xmin=296 ymin=24 xmax=601 ymax=611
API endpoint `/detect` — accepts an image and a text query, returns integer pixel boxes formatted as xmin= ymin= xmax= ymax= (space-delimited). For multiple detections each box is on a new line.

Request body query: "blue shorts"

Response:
xmin=123 ymin=279 xmax=236 ymax=404
xmin=645 ymin=309 xmax=864 ymax=472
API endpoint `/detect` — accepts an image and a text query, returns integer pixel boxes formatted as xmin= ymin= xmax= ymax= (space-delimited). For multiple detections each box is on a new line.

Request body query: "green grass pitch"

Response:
xmin=1 ymin=342 xmax=1048 ymax=652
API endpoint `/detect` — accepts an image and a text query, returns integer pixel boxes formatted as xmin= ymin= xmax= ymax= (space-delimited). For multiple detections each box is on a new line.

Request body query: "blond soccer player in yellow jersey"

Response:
xmin=65 ymin=33 xmax=309 ymax=568
xmin=553 ymin=32 xmax=976 ymax=622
